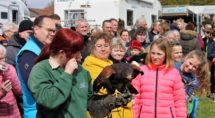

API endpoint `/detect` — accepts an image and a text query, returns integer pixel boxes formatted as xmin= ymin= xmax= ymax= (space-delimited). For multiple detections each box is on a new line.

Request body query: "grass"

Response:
xmin=196 ymin=97 xmax=215 ymax=118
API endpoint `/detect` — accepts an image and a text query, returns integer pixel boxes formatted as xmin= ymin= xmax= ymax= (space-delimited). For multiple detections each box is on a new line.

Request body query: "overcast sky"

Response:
xmin=26 ymin=0 xmax=53 ymax=8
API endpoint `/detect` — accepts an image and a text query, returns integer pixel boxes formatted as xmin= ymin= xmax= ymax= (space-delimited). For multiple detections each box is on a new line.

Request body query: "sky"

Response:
xmin=26 ymin=0 xmax=53 ymax=8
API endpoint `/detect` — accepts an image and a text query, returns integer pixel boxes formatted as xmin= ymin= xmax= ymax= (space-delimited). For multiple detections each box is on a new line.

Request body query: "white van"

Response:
xmin=0 ymin=0 xmax=30 ymax=34
xmin=54 ymin=0 xmax=162 ymax=30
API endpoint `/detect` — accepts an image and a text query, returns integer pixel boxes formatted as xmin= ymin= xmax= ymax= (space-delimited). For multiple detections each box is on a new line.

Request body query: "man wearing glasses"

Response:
xmin=16 ymin=15 xmax=56 ymax=118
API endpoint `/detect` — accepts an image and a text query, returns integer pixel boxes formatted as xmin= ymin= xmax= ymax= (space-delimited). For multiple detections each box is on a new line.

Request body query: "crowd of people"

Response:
xmin=0 ymin=13 xmax=215 ymax=118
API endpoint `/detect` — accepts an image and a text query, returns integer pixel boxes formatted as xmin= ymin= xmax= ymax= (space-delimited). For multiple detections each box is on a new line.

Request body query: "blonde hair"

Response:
xmin=146 ymin=37 xmax=174 ymax=69
xmin=111 ymin=39 xmax=126 ymax=51
xmin=176 ymin=18 xmax=185 ymax=24
xmin=185 ymin=50 xmax=210 ymax=95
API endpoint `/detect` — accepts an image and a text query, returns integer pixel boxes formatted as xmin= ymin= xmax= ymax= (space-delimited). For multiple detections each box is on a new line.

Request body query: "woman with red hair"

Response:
xmin=27 ymin=28 xmax=93 ymax=118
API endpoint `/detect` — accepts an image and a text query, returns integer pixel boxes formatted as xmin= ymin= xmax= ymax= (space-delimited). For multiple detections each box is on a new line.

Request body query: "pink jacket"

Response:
xmin=0 ymin=65 xmax=22 ymax=118
xmin=198 ymin=34 xmax=204 ymax=50
xmin=132 ymin=64 xmax=187 ymax=118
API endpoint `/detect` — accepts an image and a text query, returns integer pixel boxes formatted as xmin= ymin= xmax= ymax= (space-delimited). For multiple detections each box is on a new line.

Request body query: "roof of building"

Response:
xmin=29 ymin=5 xmax=54 ymax=17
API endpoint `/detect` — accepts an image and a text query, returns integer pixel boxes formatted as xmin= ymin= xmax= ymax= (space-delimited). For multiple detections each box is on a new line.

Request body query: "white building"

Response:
xmin=0 ymin=0 xmax=30 ymax=34
xmin=0 ymin=0 xmax=29 ymax=24
xmin=54 ymin=0 xmax=161 ymax=30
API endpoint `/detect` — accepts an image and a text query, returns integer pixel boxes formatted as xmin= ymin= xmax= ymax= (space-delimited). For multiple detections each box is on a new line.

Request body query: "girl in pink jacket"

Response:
xmin=0 ymin=45 xmax=22 ymax=118
xmin=132 ymin=38 xmax=187 ymax=118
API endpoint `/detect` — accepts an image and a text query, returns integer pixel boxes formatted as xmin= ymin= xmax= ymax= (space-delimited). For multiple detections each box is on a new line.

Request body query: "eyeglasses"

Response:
xmin=95 ymin=44 xmax=110 ymax=48
xmin=205 ymin=31 xmax=211 ymax=34
xmin=0 ymin=56 xmax=6 ymax=62
xmin=39 ymin=26 xmax=56 ymax=34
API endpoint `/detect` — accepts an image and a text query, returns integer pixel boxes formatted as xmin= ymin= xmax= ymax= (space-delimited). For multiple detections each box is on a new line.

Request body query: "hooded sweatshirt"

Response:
xmin=180 ymin=30 xmax=201 ymax=56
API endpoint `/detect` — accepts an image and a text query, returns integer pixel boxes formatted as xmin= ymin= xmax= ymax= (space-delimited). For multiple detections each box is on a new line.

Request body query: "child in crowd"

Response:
xmin=126 ymin=40 xmax=146 ymax=66
xmin=133 ymin=27 xmax=149 ymax=49
xmin=175 ymin=50 xmax=209 ymax=117
xmin=176 ymin=18 xmax=186 ymax=31
xmin=0 ymin=44 xmax=22 ymax=117
xmin=109 ymin=40 xmax=127 ymax=63
xmin=132 ymin=38 xmax=187 ymax=118
xmin=175 ymin=50 xmax=210 ymax=99
xmin=175 ymin=50 xmax=209 ymax=99
xmin=170 ymin=40 xmax=183 ymax=62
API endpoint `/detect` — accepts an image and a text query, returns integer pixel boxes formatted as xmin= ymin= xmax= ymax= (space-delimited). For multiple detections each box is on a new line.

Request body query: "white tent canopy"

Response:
xmin=187 ymin=6 xmax=215 ymax=14
xmin=187 ymin=5 xmax=215 ymax=33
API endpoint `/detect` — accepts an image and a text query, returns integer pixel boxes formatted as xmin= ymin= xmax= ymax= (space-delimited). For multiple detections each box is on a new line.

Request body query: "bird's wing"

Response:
xmin=93 ymin=65 xmax=116 ymax=93
xmin=130 ymin=63 xmax=144 ymax=78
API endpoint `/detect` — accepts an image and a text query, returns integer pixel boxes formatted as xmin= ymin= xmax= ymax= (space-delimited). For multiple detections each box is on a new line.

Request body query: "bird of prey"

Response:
xmin=93 ymin=63 xmax=143 ymax=95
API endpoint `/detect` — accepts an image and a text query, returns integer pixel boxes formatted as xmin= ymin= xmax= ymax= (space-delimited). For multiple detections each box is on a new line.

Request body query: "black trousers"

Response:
xmin=210 ymin=63 xmax=215 ymax=93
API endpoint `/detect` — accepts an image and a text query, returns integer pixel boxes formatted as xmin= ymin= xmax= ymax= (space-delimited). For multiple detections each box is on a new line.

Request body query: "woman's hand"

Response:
xmin=0 ymin=80 xmax=12 ymax=95
xmin=212 ymin=58 xmax=215 ymax=63
xmin=64 ymin=58 xmax=78 ymax=75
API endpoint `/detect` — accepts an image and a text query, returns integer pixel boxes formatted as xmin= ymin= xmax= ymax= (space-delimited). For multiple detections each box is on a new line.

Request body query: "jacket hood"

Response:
xmin=180 ymin=30 xmax=197 ymax=41
xmin=7 ymin=33 xmax=25 ymax=47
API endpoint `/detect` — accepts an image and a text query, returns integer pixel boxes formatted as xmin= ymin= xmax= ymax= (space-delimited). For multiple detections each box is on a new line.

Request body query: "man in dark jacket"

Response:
xmin=148 ymin=21 xmax=161 ymax=42
xmin=6 ymin=20 xmax=33 ymax=66
xmin=75 ymin=19 xmax=91 ymax=62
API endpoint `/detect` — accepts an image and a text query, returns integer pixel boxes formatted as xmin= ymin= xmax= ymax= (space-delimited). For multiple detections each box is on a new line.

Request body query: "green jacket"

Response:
xmin=28 ymin=60 xmax=93 ymax=118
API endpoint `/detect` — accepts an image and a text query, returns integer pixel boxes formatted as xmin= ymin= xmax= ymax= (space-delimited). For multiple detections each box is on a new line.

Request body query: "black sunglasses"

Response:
xmin=205 ymin=31 xmax=211 ymax=34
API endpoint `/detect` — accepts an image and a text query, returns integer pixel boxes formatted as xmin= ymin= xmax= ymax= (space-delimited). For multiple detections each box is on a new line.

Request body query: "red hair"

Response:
xmin=36 ymin=28 xmax=84 ymax=63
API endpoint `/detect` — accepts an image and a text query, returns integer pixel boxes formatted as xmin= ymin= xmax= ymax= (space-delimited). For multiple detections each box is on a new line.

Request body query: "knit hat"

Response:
xmin=18 ymin=20 xmax=33 ymax=33
xmin=130 ymin=40 xmax=142 ymax=51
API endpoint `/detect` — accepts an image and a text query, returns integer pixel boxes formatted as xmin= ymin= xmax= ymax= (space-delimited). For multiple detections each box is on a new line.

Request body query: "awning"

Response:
xmin=187 ymin=6 xmax=215 ymax=15
xmin=161 ymin=6 xmax=188 ymax=16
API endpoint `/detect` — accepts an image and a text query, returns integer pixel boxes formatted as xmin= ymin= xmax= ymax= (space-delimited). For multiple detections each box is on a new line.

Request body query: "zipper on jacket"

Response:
xmin=138 ymin=106 xmax=143 ymax=118
xmin=154 ymin=68 xmax=159 ymax=118
xmin=170 ymin=107 xmax=174 ymax=118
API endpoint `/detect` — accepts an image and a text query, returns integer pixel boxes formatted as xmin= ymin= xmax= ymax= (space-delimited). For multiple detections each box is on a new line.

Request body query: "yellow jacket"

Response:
xmin=82 ymin=54 xmax=113 ymax=85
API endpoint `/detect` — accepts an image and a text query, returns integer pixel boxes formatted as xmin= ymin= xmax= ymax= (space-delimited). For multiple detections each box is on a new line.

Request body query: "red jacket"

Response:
xmin=0 ymin=65 xmax=22 ymax=118
xmin=132 ymin=64 xmax=187 ymax=118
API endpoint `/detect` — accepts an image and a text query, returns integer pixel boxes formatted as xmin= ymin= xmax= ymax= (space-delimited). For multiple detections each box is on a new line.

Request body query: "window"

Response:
xmin=64 ymin=9 xmax=85 ymax=27
xmin=12 ymin=10 xmax=18 ymax=24
xmin=1 ymin=12 xmax=8 ymax=19
xmin=151 ymin=15 xmax=157 ymax=23
xmin=127 ymin=10 xmax=133 ymax=26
